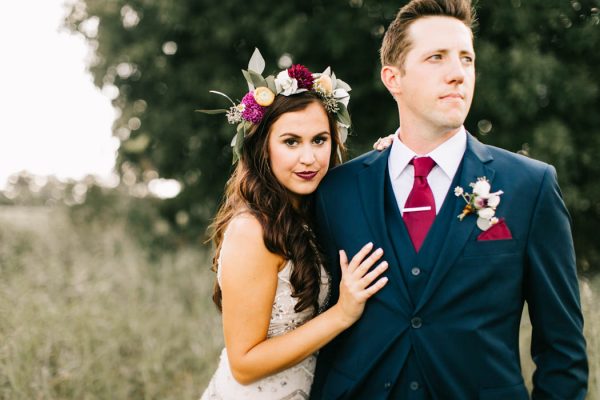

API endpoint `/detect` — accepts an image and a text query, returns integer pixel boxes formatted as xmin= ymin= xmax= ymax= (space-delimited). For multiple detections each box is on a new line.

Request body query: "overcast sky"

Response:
xmin=0 ymin=0 xmax=118 ymax=189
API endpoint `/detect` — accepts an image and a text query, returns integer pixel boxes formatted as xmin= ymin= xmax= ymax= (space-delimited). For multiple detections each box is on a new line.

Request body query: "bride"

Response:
xmin=199 ymin=50 xmax=389 ymax=399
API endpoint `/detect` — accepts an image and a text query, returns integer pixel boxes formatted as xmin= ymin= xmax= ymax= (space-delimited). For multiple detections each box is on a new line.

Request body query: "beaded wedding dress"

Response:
xmin=200 ymin=256 xmax=330 ymax=400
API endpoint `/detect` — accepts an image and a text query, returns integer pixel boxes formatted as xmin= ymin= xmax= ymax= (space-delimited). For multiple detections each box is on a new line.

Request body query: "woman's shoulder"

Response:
xmin=220 ymin=212 xmax=285 ymax=276
xmin=225 ymin=211 xmax=263 ymax=239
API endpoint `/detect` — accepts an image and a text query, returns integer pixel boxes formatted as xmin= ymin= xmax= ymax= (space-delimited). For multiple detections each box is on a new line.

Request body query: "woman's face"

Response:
xmin=267 ymin=101 xmax=332 ymax=207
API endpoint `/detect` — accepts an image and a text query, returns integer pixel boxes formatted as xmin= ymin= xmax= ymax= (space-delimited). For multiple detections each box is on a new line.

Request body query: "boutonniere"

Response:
xmin=454 ymin=177 xmax=504 ymax=231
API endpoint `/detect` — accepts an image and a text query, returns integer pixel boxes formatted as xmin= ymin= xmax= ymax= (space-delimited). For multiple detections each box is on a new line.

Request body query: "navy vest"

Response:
xmin=383 ymin=163 xmax=463 ymax=399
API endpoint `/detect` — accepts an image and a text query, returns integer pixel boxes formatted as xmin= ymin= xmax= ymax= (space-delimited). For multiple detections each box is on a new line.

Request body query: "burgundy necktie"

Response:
xmin=403 ymin=156 xmax=436 ymax=251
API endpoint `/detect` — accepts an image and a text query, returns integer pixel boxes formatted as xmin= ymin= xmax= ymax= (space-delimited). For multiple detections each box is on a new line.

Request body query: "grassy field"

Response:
xmin=0 ymin=205 xmax=597 ymax=399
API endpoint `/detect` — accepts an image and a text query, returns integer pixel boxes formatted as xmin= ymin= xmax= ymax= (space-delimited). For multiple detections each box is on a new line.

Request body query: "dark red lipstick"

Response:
xmin=295 ymin=171 xmax=318 ymax=180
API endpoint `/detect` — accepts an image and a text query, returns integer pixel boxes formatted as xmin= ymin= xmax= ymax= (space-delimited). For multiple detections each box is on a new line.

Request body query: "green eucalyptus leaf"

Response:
xmin=241 ymin=69 xmax=255 ymax=91
xmin=335 ymin=79 xmax=352 ymax=92
xmin=248 ymin=70 xmax=267 ymax=88
xmin=248 ymin=48 xmax=266 ymax=75
xmin=265 ymin=75 xmax=277 ymax=93
xmin=195 ymin=109 xmax=228 ymax=114
xmin=236 ymin=122 xmax=244 ymax=135
xmin=337 ymin=103 xmax=352 ymax=126
xmin=208 ymin=90 xmax=236 ymax=105
xmin=242 ymin=120 xmax=253 ymax=135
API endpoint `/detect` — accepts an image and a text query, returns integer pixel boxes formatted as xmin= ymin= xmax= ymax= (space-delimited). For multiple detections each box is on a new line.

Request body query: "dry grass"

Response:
xmin=0 ymin=205 xmax=596 ymax=399
xmin=520 ymin=276 xmax=599 ymax=397
xmin=0 ymin=206 xmax=222 ymax=400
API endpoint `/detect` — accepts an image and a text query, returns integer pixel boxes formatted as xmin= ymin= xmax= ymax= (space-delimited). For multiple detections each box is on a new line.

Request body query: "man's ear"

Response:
xmin=380 ymin=65 xmax=403 ymax=98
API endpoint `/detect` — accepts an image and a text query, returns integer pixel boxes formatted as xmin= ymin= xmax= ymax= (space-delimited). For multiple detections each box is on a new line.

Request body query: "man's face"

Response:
xmin=396 ymin=16 xmax=475 ymax=134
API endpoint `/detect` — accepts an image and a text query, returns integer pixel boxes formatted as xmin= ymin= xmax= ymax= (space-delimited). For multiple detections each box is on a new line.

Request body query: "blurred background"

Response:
xmin=0 ymin=0 xmax=598 ymax=398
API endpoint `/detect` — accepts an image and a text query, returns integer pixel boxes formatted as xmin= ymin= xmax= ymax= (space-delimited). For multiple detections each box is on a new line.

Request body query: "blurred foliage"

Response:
xmin=0 ymin=172 xmax=185 ymax=257
xmin=63 ymin=0 xmax=600 ymax=272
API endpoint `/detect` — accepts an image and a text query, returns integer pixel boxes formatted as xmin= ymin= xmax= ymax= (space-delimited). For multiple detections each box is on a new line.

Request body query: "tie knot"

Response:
xmin=411 ymin=156 xmax=436 ymax=177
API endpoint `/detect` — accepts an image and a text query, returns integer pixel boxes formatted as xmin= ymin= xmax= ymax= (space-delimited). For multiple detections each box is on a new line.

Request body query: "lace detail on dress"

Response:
xmin=202 ymin=241 xmax=329 ymax=400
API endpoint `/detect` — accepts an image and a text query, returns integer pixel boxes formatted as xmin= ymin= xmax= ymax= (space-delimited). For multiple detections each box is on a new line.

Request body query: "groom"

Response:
xmin=311 ymin=0 xmax=588 ymax=399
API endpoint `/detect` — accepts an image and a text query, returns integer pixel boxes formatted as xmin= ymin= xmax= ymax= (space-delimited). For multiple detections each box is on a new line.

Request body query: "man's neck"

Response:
xmin=397 ymin=125 xmax=462 ymax=155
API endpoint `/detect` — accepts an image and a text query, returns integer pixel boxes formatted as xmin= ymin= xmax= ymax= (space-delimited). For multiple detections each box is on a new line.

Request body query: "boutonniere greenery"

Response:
xmin=454 ymin=177 xmax=504 ymax=231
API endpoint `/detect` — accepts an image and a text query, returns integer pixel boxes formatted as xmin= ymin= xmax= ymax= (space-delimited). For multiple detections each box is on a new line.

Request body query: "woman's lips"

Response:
xmin=295 ymin=171 xmax=318 ymax=180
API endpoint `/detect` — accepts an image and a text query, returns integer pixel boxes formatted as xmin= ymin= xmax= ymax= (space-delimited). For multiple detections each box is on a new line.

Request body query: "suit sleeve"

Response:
xmin=314 ymin=188 xmax=341 ymax=306
xmin=310 ymin=188 xmax=341 ymax=399
xmin=525 ymin=165 xmax=588 ymax=399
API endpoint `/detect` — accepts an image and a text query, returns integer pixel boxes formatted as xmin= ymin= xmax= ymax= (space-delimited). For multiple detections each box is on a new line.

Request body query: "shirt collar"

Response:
xmin=388 ymin=126 xmax=467 ymax=180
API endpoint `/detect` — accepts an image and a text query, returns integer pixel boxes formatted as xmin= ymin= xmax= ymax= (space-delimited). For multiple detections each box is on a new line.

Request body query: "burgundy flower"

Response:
xmin=287 ymin=64 xmax=314 ymax=90
xmin=241 ymin=91 xmax=266 ymax=124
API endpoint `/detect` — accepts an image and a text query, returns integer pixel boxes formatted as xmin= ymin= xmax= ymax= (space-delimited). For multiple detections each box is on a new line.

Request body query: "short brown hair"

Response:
xmin=380 ymin=0 xmax=476 ymax=69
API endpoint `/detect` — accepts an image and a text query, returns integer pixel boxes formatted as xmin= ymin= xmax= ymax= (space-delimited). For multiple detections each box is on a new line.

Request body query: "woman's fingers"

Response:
xmin=364 ymin=277 xmax=389 ymax=297
xmin=353 ymin=247 xmax=384 ymax=277
xmin=360 ymin=261 xmax=388 ymax=288
xmin=345 ymin=242 xmax=374 ymax=273
xmin=339 ymin=249 xmax=348 ymax=273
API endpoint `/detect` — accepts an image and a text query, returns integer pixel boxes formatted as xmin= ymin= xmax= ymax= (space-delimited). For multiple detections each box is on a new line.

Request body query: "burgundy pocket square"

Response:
xmin=477 ymin=219 xmax=513 ymax=241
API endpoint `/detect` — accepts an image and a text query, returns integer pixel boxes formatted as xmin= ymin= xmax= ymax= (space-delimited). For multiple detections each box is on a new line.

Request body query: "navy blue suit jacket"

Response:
xmin=310 ymin=134 xmax=587 ymax=399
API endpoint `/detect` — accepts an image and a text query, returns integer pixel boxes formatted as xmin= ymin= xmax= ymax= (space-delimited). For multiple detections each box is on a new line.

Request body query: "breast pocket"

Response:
xmin=461 ymin=238 xmax=520 ymax=258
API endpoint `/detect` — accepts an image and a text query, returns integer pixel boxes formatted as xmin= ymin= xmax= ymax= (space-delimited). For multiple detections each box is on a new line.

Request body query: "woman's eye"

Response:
xmin=429 ymin=54 xmax=442 ymax=61
xmin=284 ymin=138 xmax=298 ymax=146
xmin=313 ymin=136 xmax=328 ymax=145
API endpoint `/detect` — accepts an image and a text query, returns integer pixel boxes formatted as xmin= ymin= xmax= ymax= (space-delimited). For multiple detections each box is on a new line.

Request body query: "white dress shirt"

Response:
xmin=388 ymin=127 xmax=467 ymax=216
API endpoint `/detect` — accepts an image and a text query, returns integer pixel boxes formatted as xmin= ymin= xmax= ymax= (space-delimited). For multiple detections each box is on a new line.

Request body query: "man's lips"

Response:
xmin=295 ymin=171 xmax=318 ymax=180
xmin=440 ymin=93 xmax=464 ymax=100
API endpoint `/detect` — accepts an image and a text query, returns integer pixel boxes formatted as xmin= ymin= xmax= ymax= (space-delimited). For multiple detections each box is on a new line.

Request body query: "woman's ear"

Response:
xmin=380 ymin=65 xmax=403 ymax=99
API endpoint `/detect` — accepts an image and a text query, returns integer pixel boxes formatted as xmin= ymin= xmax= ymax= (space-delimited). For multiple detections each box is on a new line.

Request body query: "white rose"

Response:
xmin=478 ymin=207 xmax=495 ymax=220
xmin=472 ymin=179 xmax=491 ymax=196
xmin=454 ymin=186 xmax=464 ymax=196
xmin=275 ymin=70 xmax=298 ymax=96
xmin=487 ymin=195 xmax=501 ymax=208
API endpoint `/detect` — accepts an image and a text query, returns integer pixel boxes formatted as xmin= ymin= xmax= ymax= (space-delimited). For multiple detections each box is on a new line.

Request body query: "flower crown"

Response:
xmin=197 ymin=48 xmax=352 ymax=163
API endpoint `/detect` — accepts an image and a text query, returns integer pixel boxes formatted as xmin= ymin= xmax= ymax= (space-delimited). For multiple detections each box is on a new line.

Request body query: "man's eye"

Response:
xmin=429 ymin=54 xmax=442 ymax=60
xmin=462 ymin=56 xmax=474 ymax=63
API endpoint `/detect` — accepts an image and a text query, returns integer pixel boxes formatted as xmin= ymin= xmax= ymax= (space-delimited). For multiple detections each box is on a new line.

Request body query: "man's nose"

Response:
xmin=446 ymin=56 xmax=466 ymax=84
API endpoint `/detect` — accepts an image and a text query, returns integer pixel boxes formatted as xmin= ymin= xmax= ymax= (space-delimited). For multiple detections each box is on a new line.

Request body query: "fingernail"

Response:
xmin=375 ymin=248 xmax=383 ymax=255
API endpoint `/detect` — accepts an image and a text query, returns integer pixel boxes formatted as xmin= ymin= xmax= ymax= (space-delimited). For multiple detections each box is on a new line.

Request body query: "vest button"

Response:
xmin=384 ymin=382 xmax=392 ymax=389
xmin=411 ymin=267 xmax=421 ymax=276
xmin=410 ymin=381 xmax=420 ymax=391
xmin=411 ymin=317 xmax=423 ymax=329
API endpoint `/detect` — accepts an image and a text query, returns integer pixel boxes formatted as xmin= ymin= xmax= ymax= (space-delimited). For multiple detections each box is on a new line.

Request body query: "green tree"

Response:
xmin=65 ymin=0 xmax=600 ymax=271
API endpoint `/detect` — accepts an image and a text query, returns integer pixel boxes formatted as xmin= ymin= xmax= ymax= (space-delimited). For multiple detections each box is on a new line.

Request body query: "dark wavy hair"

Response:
xmin=209 ymin=91 xmax=345 ymax=314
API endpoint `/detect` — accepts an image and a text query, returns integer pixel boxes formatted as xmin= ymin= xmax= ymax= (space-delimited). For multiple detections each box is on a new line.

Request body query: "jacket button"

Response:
xmin=410 ymin=381 xmax=420 ymax=391
xmin=411 ymin=267 xmax=421 ymax=276
xmin=411 ymin=317 xmax=422 ymax=329
xmin=384 ymin=382 xmax=392 ymax=389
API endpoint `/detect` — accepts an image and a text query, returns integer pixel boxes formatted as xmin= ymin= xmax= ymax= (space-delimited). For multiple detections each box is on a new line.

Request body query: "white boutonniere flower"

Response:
xmin=454 ymin=177 xmax=504 ymax=231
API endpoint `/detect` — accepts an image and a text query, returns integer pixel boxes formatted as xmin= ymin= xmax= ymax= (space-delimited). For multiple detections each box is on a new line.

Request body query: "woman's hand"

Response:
xmin=334 ymin=242 xmax=388 ymax=328
xmin=373 ymin=134 xmax=396 ymax=151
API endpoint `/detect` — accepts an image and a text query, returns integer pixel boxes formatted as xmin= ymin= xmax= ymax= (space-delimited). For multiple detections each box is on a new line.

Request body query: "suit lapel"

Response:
xmin=414 ymin=135 xmax=495 ymax=313
xmin=357 ymin=148 xmax=412 ymax=309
